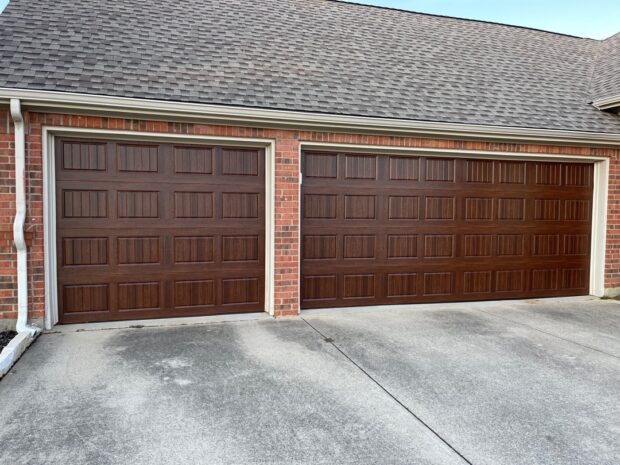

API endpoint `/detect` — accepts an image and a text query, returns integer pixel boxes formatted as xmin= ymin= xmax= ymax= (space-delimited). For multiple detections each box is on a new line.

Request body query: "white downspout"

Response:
xmin=10 ymin=99 xmax=39 ymax=336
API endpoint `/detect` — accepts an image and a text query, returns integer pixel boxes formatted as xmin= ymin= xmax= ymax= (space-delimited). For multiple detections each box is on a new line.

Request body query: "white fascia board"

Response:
xmin=592 ymin=94 xmax=620 ymax=111
xmin=1 ymin=87 xmax=620 ymax=145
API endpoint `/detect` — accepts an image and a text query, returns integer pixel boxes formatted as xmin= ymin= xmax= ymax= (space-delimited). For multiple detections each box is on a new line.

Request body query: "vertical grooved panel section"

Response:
xmin=304 ymin=153 xmax=337 ymax=178
xmin=388 ymin=235 xmax=418 ymax=258
xmin=532 ymin=269 xmax=558 ymax=290
xmin=63 ymin=190 xmax=107 ymax=218
xmin=304 ymin=194 xmax=337 ymax=219
xmin=343 ymin=235 xmax=375 ymax=259
xmin=464 ymin=160 xmax=493 ymax=183
xmin=387 ymin=273 xmax=417 ymax=297
xmin=174 ymin=280 xmax=215 ymax=307
xmin=175 ymin=192 xmax=214 ymax=218
xmin=118 ymin=282 xmax=160 ymax=310
xmin=532 ymin=235 xmax=560 ymax=256
xmin=117 ymin=144 xmax=159 ymax=172
xmin=62 ymin=141 xmax=106 ymax=171
xmin=222 ymin=193 xmax=259 ymax=218
xmin=118 ymin=237 xmax=160 ymax=264
xmin=174 ymin=236 xmax=214 ymax=263
xmin=561 ymin=269 xmax=587 ymax=289
xmin=495 ymin=270 xmax=524 ymax=292
xmin=174 ymin=146 xmax=213 ymax=174
xmin=564 ymin=164 xmax=592 ymax=187
xmin=464 ymin=235 xmax=493 ymax=257
xmin=345 ymin=155 xmax=377 ymax=179
xmin=564 ymin=200 xmax=591 ymax=221
xmin=388 ymin=196 xmax=419 ymax=219
xmin=303 ymin=275 xmax=337 ymax=301
xmin=423 ymin=273 xmax=453 ymax=295
xmin=425 ymin=158 xmax=454 ymax=182
xmin=222 ymin=149 xmax=259 ymax=176
xmin=390 ymin=157 xmax=419 ymax=180
xmin=62 ymin=238 xmax=108 ymax=266
xmin=222 ymin=278 xmax=260 ymax=305
xmin=63 ymin=285 xmax=109 ymax=313
xmin=343 ymin=275 xmax=375 ymax=299
xmin=535 ymin=163 xmax=562 ymax=185
xmin=465 ymin=198 xmax=493 ymax=220
xmin=425 ymin=197 xmax=454 ymax=219
xmin=534 ymin=199 xmax=561 ymax=220
xmin=118 ymin=191 xmax=159 ymax=218
xmin=303 ymin=235 xmax=337 ymax=260
xmin=464 ymin=271 xmax=492 ymax=293
xmin=498 ymin=161 xmax=526 ymax=184
xmin=424 ymin=235 xmax=454 ymax=258
xmin=345 ymin=195 xmax=375 ymax=219
xmin=498 ymin=198 xmax=524 ymax=220
xmin=222 ymin=236 xmax=259 ymax=262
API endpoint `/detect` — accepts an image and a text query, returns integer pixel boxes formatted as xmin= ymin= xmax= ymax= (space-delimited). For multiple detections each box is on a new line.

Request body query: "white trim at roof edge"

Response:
xmin=592 ymin=94 xmax=620 ymax=111
xmin=2 ymin=87 xmax=620 ymax=146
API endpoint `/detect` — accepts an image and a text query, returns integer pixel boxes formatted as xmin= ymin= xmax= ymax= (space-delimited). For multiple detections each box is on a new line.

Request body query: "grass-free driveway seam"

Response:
xmin=302 ymin=317 xmax=474 ymax=465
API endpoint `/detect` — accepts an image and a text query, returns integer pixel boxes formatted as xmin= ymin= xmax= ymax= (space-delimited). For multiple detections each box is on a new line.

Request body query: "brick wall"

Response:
xmin=0 ymin=108 xmax=618 ymax=324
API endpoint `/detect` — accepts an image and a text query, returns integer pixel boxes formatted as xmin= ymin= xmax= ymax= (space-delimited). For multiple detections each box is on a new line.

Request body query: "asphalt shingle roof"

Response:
xmin=0 ymin=0 xmax=619 ymax=133
xmin=590 ymin=32 xmax=620 ymax=102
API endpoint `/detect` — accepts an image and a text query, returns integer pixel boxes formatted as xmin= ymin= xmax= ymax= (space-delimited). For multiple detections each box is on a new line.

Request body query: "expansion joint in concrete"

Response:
xmin=301 ymin=317 xmax=474 ymax=465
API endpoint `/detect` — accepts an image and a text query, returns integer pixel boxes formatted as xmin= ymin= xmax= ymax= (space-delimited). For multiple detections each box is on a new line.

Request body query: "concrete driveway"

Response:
xmin=1 ymin=297 xmax=619 ymax=465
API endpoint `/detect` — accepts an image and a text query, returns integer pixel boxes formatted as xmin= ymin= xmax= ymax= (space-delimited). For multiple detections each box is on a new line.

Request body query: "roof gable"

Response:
xmin=591 ymin=32 xmax=620 ymax=111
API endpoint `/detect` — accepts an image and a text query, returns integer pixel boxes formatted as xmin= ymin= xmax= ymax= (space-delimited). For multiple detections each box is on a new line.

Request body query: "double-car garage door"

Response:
xmin=300 ymin=151 xmax=593 ymax=308
xmin=55 ymin=138 xmax=593 ymax=323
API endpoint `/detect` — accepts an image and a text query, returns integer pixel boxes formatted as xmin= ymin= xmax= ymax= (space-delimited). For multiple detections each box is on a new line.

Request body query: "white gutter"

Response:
xmin=9 ymin=99 xmax=39 ymax=336
xmin=1 ymin=88 xmax=620 ymax=146
xmin=592 ymin=94 xmax=620 ymax=111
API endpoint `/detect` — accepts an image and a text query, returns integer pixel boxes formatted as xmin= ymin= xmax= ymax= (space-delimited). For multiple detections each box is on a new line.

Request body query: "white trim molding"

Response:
xmin=299 ymin=141 xmax=610 ymax=299
xmin=43 ymin=126 xmax=276 ymax=329
xmin=592 ymin=94 xmax=620 ymax=112
xmin=2 ymin=87 xmax=620 ymax=145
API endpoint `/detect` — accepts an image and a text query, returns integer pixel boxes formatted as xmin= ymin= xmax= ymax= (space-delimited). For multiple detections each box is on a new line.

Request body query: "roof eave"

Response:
xmin=2 ymin=87 xmax=620 ymax=146
xmin=592 ymin=94 xmax=620 ymax=112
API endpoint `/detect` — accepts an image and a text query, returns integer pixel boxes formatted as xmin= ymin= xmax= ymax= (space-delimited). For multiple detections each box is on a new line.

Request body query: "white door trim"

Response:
xmin=43 ymin=126 xmax=276 ymax=329
xmin=298 ymin=141 xmax=609 ymax=300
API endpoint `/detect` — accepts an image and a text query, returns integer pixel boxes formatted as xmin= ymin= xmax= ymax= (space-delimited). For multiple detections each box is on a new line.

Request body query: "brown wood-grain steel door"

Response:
xmin=56 ymin=138 xmax=265 ymax=323
xmin=301 ymin=151 xmax=593 ymax=309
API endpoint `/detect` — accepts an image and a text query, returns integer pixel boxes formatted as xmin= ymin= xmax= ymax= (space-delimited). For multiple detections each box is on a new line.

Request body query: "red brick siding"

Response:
xmin=0 ymin=108 xmax=618 ymax=321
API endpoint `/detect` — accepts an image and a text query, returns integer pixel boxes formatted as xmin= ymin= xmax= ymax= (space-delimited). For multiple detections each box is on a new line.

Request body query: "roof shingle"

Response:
xmin=0 ymin=0 xmax=619 ymax=133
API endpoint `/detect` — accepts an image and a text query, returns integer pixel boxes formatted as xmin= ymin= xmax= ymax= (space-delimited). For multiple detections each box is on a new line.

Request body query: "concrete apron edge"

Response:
xmin=0 ymin=331 xmax=39 ymax=378
xmin=300 ymin=295 xmax=600 ymax=317
xmin=49 ymin=311 xmax=274 ymax=333
xmin=47 ymin=296 xmax=601 ymax=332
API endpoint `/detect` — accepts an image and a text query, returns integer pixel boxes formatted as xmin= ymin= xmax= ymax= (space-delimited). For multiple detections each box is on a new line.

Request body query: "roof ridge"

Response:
xmin=587 ymin=40 xmax=604 ymax=102
xmin=325 ymin=0 xmax=596 ymax=40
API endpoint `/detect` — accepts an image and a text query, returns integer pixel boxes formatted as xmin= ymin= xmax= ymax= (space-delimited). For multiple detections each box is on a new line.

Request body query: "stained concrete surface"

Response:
xmin=305 ymin=298 xmax=620 ymax=465
xmin=0 ymin=298 xmax=619 ymax=465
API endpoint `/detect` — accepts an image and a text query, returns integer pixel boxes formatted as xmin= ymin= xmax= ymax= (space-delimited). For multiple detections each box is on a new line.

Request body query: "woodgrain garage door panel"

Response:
xmin=56 ymin=139 xmax=265 ymax=323
xmin=301 ymin=152 xmax=592 ymax=309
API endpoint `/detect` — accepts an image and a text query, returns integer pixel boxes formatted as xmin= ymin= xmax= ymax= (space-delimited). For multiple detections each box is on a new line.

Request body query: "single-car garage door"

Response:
xmin=301 ymin=151 xmax=593 ymax=309
xmin=56 ymin=138 xmax=265 ymax=323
